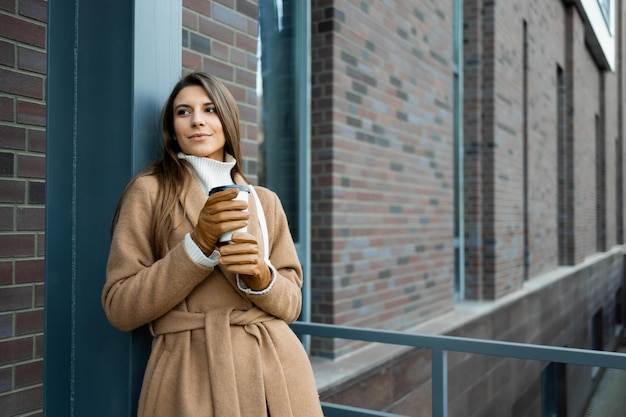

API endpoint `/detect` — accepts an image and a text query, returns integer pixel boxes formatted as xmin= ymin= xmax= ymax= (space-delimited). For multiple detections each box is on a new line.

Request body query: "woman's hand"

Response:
xmin=219 ymin=232 xmax=272 ymax=291
xmin=191 ymin=188 xmax=249 ymax=255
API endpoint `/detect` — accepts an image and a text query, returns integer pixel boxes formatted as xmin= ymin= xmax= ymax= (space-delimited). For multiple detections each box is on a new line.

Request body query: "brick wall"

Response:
xmin=463 ymin=0 xmax=622 ymax=299
xmin=490 ymin=0 xmax=527 ymax=297
xmin=0 ymin=0 xmax=47 ymax=415
xmin=462 ymin=0 xmax=486 ymax=299
xmin=310 ymin=0 xmax=456 ymax=357
xmin=182 ymin=0 xmax=260 ymax=181
xmin=572 ymin=13 xmax=602 ymax=261
xmin=525 ymin=0 xmax=565 ymax=276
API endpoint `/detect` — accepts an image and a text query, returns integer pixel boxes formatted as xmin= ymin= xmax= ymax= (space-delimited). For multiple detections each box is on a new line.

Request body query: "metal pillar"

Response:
xmin=44 ymin=1 xmax=181 ymax=415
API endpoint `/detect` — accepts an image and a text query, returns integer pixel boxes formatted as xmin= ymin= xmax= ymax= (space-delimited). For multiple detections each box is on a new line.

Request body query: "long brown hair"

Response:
xmin=112 ymin=72 xmax=249 ymax=257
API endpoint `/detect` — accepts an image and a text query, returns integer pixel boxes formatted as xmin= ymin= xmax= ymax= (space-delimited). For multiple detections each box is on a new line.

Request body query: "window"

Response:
xmin=556 ymin=66 xmax=568 ymax=264
xmin=522 ymin=19 xmax=529 ymax=279
xmin=258 ymin=1 xmax=300 ymax=239
xmin=257 ymin=0 xmax=311 ymax=326
xmin=598 ymin=0 xmax=611 ymax=30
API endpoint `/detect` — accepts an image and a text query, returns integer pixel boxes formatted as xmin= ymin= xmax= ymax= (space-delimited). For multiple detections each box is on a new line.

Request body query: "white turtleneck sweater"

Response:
xmin=179 ymin=152 xmax=236 ymax=195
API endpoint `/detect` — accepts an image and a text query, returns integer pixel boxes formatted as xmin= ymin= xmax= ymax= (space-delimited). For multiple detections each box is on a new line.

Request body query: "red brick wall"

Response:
xmin=182 ymin=0 xmax=260 ymax=181
xmin=463 ymin=0 xmax=622 ymax=299
xmin=525 ymin=0 xmax=565 ymax=277
xmin=0 ymin=0 xmax=47 ymax=415
xmin=490 ymin=0 xmax=527 ymax=296
xmin=572 ymin=12 xmax=602 ymax=261
xmin=462 ymin=0 xmax=486 ymax=299
xmin=310 ymin=0 xmax=456 ymax=357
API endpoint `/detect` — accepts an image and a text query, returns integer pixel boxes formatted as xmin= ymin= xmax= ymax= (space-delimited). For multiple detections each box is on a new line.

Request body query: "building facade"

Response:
xmin=0 ymin=0 xmax=625 ymax=416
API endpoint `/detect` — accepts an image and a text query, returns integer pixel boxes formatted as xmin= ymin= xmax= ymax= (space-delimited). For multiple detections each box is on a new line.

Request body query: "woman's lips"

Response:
xmin=189 ymin=133 xmax=210 ymax=140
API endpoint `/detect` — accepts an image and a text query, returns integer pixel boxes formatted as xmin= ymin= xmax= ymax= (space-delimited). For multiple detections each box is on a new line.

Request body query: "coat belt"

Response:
xmin=150 ymin=308 xmax=293 ymax=417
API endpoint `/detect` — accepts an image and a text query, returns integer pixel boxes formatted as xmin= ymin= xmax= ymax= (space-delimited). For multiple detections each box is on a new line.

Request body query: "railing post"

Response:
xmin=431 ymin=348 xmax=448 ymax=417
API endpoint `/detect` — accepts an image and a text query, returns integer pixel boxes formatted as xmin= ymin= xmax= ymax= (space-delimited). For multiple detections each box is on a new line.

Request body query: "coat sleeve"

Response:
xmin=245 ymin=188 xmax=304 ymax=323
xmin=102 ymin=176 xmax=212 ymax=332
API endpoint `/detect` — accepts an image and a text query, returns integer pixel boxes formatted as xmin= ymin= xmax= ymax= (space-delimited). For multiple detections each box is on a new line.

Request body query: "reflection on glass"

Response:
xmin=258 ymin=0 xmax=299 ymax=241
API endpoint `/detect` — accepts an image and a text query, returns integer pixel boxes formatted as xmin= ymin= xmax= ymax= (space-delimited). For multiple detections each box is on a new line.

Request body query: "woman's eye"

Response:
xmin=206 ymin=107 xmax=216 ymax=113
xmin=176 ymin=109 xmax=190 ymax=116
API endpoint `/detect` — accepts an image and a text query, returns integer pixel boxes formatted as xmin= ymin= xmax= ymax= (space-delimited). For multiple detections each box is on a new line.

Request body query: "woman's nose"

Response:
xmin=191 ymin=112 xmax=205 ymax=126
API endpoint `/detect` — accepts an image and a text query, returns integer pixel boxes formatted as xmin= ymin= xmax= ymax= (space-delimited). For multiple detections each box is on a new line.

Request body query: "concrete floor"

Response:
xmin=583 ymin=344 xmax=626 ymax=417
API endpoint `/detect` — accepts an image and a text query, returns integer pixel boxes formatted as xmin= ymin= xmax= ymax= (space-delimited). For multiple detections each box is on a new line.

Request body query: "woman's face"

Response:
xmin=173 ymin=85 xmax=226 ymax=161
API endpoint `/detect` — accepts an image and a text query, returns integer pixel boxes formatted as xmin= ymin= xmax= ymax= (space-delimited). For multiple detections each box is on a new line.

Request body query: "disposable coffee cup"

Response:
xmin=208 ymin=184 xmax=250 ymax=243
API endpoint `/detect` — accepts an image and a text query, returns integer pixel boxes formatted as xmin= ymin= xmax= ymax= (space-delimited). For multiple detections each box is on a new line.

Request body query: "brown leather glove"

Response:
xmin=191 ymin=187 xmax=249 ymax=256
xmin=219 ymin=232 xmax=272 ymax=291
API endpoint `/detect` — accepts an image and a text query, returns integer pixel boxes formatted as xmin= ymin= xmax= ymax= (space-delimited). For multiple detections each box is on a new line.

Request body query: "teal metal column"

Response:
xmin=431 ymin=348 xmax=448 ymax=417
xmin=44 ymin=1 xmax=180 ymax=416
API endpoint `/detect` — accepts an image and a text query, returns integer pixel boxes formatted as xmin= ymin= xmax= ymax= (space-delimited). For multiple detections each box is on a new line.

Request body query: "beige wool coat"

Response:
xmin=102 ymin=172 xmax=323 ymax=417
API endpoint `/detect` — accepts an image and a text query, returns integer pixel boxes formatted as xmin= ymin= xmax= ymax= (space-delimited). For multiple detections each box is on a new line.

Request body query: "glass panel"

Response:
xmin=258 ymin=0 xmax=300 ymax=242
xmin=597 ymin=0 xmax=611 ymax=29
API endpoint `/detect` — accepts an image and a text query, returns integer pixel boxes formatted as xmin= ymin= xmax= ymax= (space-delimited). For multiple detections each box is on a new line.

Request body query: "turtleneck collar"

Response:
xmin=178 ymin=152 xmax=236 ymax=195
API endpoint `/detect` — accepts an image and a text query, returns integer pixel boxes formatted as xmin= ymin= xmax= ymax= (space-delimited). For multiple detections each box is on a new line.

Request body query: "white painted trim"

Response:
xmin=580 ymin=0 xmax=616 ymax=70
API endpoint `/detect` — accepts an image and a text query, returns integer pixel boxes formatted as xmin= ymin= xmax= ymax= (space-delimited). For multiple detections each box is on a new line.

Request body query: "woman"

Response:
xmin=102 ymin=72 xmax=323 ymax=417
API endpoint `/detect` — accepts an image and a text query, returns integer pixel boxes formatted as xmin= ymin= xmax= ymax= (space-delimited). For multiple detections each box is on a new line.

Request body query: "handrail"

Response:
xmin=290 ymin=322 xmax=626 ymax=417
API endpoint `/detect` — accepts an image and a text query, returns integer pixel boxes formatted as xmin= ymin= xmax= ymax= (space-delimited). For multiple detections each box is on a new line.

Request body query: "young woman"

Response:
xmin=102 ymin=72 xmax=323 ymax=417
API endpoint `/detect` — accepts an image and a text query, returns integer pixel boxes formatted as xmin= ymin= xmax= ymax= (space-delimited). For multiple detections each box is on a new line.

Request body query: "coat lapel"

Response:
xmin=179 ymin=173 xmax=208 ymax=227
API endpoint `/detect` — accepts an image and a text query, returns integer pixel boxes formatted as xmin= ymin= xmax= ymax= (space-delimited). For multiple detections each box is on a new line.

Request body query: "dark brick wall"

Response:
xmin=572 ymin=14 xmax=601 ymax=262
xmin=463 ymin=0 xmax=486 ymax=299
xmin=524 ymin=0 xmax=566 ymax=277
xmin=464 ymin=0 xmax=568 ymax=299
xmin=307 ymin=0 xmax=626 ymax=356
xmin=182 ymin=0 xmax=260 ymax=181
xmin=310 ymin=0 xmax=457 ymax=358
xmin=463 ymin=0 xmax=623 ymax=299
xmin=0 ymin=0 xmax=47 ymax=415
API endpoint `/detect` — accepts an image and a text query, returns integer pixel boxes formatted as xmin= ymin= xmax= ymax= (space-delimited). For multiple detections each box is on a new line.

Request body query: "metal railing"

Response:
xmin=290 ymin=322 xmax=626 ymax=417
